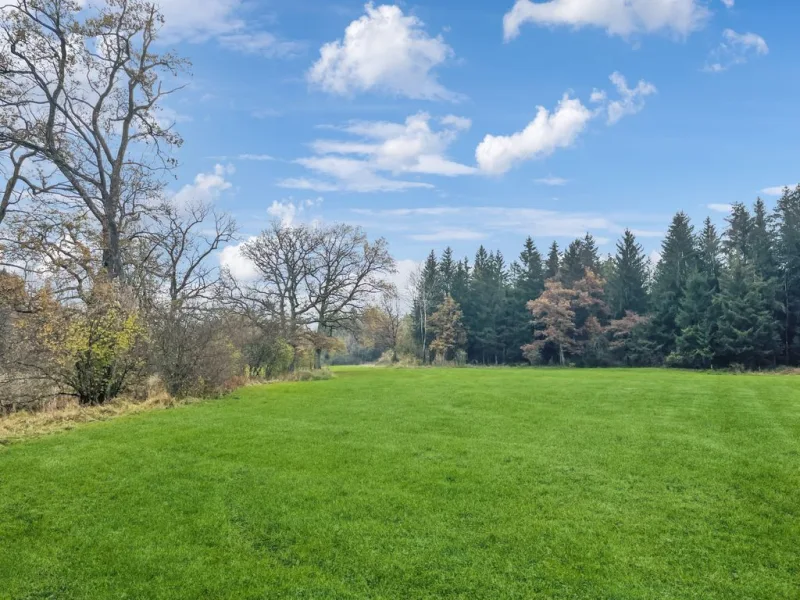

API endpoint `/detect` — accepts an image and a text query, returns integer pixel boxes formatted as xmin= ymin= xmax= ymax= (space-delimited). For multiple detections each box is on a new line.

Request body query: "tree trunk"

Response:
xmin=314 ymin=348 xmax=322 ymax=370
xmin=102 ymin=219 xmax=124 ymax=280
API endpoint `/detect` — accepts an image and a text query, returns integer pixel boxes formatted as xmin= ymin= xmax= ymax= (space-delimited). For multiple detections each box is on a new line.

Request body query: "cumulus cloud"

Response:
xmin=266 ymin=197 xmax=324 ymax=226
xmin=476 ymin=95 xmax=593 ymax=175
xmin=308 ymin=3 xmax=458 ymax=100
xmin=476 ymin=72 xmax=655 ymax=174
xmin=503 ymin=0 xmax=709 ymax=41
xmin=705 ymin=29 xmax=769 ymax=72
xmin=172 ymin=164 xmax=234 ymax=207
xmin=219 ymin=238 xmax=258 ymax=281
xmin=282 ymin=113 xmax=475 ymax=192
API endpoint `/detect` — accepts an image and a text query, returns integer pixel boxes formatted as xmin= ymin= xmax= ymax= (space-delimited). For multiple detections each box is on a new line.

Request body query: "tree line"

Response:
xmin=409 ymin=190 xmax=800 ymax=370
xmin=0 ymin=0 xmax=395 ymax=413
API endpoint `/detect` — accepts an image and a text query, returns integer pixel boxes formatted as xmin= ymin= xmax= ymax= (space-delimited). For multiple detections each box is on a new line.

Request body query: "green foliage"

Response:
xmin=607 ymin=229 xmax=649 ymax=318
xmin=712 ymin=260 xmax=780 ymax=369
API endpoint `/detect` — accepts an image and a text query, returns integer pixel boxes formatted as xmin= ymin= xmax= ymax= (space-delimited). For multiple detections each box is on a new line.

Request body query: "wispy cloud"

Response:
xmin=761 ymin=185 xmax=797 ymax=197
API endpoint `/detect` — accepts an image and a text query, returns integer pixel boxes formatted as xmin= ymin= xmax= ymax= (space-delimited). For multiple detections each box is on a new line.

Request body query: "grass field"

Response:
xmin=1 ymin=368 xmax=798 ymax=599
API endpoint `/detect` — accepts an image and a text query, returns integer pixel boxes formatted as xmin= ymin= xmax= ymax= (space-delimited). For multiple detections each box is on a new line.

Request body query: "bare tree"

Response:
xmin=307 ymin=223 xmax=394 ymax=368
xmin=147 ymin=200 xmax=236 ymax=396
xmin=378 ymin=287 xmax=402 ymax=362
xmin=0 ymin=0 xmax=187 ymax=279
xmin=234 ymin=222 xmax=319 ymax=369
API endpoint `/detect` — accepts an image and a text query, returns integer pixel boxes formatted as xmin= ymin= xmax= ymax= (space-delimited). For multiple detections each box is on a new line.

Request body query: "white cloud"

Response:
xmin=219 ymin=237 xmax=258 ymax=281
xmin=409 ymin=228 xmax=486 ymax=242
xmin=503 ymin=0 xmax=709 ymax=41
xmin=605 ymin=72 xmax=657 ymax=124
xmin=154 ymin=0 xmax=300 ymax=58
xmin=762 ymin=185 xmax=798 ymax=197
xmin=721 ymin=0 xmax=734 ymax=8
xmin=237 ymin=154 xmax=274 ymax=161
xmin=218 ymin=32 xmax=305 ymax=58
xmin=476 ymin=72 xmax=655 ymax=174
xmin=172 ymin=164 xmax=234 ymax=207
xmin=704 ymin=29 xmax=769 ymax=73
xmin=358 ymin=206 xmax=664 ymax=242
xmin=266 ymin=197 xmax=324 ymax=226
xmin=476 ymin=95 xmax=593 ymax=175
xmin=708 ymin=203 xmax=733 ymax=213
xmin=535 ymin=176 xmax=569 ymax=186
xmin=282 ymin=113 xmax=475 ymax=192
xmin=308 ymin=3 xmax=458 ymax=100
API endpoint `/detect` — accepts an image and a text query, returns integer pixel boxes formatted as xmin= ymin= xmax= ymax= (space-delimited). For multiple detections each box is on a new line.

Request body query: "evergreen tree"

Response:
xmin=723 ymin=203 xmax=753 ymax=263
xmin=697 ymin=218 xmax=723 ymax=291
xmin=607 ymin=230 xmax=649 ymax=319
xmin=750 ymin=198 xmax=775 ymax=279
xmin=513 ymin=237 xmax=545 ymax=302
xmin=438 ymin=247 xmax=456 ymax=297
xmin=713 ymin=259 xmax=779 ymax=369
xmin=508 ymin=238 xmax=545 ymax=363
xmin=560 ymin=239 xmax=585 ymax=287
xmin=545 ymin=241 xmax=560 ymax=279
xmin=451 ymin=258 xmax=470 ymax=308
xmin=649 ymin=212 xmax=696 ymax=357
xmin=672 ymin=270 xmax=715 ymax=369
xmin=773 ymin=186 xmax=800 ymax=362
xmin=580 ymin=233 xmax=601 ymax=274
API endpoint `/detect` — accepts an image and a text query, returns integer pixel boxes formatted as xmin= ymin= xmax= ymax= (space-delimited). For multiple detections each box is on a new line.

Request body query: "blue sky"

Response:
xmin=153 ymin=0 xmax=800 ymax=281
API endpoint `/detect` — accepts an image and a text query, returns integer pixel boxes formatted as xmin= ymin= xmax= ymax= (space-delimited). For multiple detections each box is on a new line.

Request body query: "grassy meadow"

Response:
xmin=0 ymin=368 xmax=798 ymax=599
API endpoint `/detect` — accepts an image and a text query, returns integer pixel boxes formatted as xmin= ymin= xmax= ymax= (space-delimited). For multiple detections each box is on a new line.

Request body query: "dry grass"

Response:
xmin=0 ymin=392 xmax=195 ymax=445
xmin=0 ymin=371 xmax=336 ymax=444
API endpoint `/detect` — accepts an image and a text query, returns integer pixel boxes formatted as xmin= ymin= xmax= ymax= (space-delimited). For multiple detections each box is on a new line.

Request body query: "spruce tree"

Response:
xmin=580 ymin=233 xmax=601 ymax=274
xmin=560 ymin=239 xmax=585 ymax=287
xmin=750 ymin=198 xmax=775 ymax=279
xmin=607 ymin=230 xmax=649 ymax=319
xmin=697 ymin=218 xmax=723 ymax=291
xmin=713 ymin=259 xmax=779 ymax=369
xmin=545 ymin=241 xmax=560 ymax=279
xmin=723 ymin=202 xmax=753 ymax=263
xmin=438 ymin=247 xmax=456 ymax=297
xmin=508 ymin=238 xmax=545 ymax=363
xmin=649 ymin=212 xmax=696 ymax=357
xmin=773 ymin=186 xmax=800 ymax=363
xmin=672 ymin=270 xmax=715 ymax=369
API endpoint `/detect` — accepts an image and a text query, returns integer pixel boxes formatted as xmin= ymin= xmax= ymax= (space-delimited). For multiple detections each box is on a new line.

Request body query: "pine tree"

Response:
xmin=750 ymin=198 xmax=775 ymax=279
xmin=649 ymin=212 xmax=696 ymax=357
xmin=607 ymin=230 xmax=649 ymax=319
xmin=697 ymin=218 xmax=722 ymax=291
xmin=672 ymin=270 xmax=715 ymax=369
xmin=580 ymin=233 xmax=601 ymax=274
xmin=560 ymin=239 xmax=585 ymax=287
xmin=773 ymin=186 xmax=800 ymax=363
xmin=438 ymin=247 xmax=456 ymax=297
xmin=508 ymin=238 xmax=545 ymax=363
xmin=723 ymin=203 xmax=753 ymax=263
xmin=713 ymin=259 xmax=779 ymax=369
xmin=545 ymin=241 xmax=560 ymax=279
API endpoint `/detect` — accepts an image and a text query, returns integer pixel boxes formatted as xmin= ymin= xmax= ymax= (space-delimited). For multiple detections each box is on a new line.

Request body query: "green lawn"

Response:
xmin=1 ymin=368 xmax=798 ymax=599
